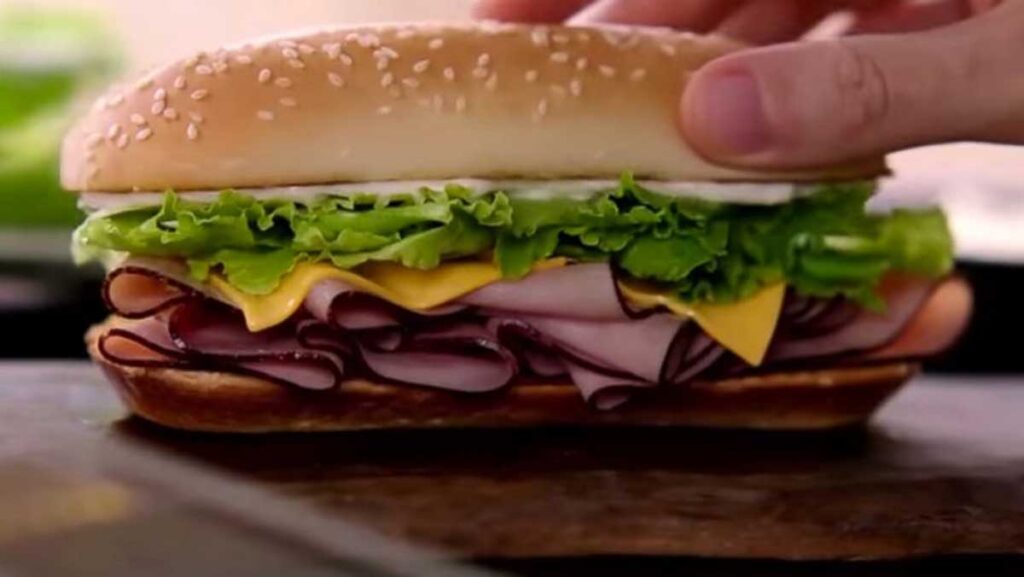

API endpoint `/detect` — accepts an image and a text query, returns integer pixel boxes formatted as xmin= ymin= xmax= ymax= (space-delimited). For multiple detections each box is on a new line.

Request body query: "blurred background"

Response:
xmin=2 ymin=0 xmax=1023 ymax=370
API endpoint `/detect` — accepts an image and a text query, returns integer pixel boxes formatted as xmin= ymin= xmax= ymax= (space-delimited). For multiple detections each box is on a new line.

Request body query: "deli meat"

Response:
xmin=97 ymin=259 xmax=946 ymax=407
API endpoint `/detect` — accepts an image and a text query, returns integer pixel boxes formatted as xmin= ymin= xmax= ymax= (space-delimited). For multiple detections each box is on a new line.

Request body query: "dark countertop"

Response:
xmin=0 ymin=362 xmax=1023 ymax=576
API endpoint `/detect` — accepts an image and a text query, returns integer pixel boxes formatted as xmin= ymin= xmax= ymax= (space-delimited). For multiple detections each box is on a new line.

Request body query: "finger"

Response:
xmin=680 ymin=2 xmax=1024 ymax=168
xmin=471 ymin=0 xmax=595 ymax=22
xmin=568 ymin=0 xmax=744 ymax=32
xmin=850 ymin=0 xmax=997 ymax=34
xmin=717 ymin=0 xmax=836 ymax=44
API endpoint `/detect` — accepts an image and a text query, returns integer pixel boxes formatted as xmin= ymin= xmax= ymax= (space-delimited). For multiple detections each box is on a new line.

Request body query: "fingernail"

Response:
xmin=686 ymin=71 xmax=773 ymax=156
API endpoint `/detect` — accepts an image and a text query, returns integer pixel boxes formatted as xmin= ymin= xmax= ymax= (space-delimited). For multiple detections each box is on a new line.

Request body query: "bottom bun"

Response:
xmin=87 ymin=322 xmax=916 ymax=433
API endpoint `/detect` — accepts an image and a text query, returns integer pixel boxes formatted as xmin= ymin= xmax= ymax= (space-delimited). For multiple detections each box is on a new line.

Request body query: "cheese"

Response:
xmin=212 ymin=260 xmax=785 ymax=366
xmin=211 ymin=259 xmax=565 ymax=332
xmin=617 ymin=281 xmax=785 ymax=366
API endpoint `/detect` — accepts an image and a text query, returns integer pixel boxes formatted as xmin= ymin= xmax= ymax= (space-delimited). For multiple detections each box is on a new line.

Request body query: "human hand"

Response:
xmin=473 ymin=0 xmax=1021 ymax=169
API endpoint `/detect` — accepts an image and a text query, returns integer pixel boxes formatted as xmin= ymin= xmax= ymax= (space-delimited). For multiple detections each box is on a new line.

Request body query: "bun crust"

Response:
xmin=64 ymin=23 xmax=884 ymax=192
xmin=88 ymin=322 xmax=914 ymax=432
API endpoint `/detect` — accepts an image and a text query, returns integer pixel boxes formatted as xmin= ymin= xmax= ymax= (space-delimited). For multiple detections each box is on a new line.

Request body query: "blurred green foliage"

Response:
xmin=0 ymin=7 xmax=120 ymax=228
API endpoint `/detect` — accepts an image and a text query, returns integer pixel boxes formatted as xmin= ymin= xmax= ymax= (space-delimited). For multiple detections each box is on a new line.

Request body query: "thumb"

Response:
xmin=681 ymin=5 xmax=1024 ymax=168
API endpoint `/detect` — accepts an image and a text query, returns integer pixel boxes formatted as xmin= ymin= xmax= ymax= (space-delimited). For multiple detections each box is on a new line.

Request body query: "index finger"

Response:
xmin=471 ymin=0 xmax=595 ymax=22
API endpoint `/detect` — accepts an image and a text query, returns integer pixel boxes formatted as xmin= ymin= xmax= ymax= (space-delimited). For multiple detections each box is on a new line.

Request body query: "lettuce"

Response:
xmin=74 ymin=176 xmax=954 ymax=305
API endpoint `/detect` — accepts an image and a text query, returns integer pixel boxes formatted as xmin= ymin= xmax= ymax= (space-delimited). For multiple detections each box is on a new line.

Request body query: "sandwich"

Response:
xmin=63 ymin=23 xmax=970 ymax=432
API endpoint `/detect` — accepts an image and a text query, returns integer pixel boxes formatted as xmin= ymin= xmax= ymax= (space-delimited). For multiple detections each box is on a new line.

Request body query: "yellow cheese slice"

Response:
xmin=211 ymin=259 xmax=566 ymax=332
xmin=211 ymin=259 xmax=784 ymax=366
xmin=617 ymin=281 xmax=785 ymax=366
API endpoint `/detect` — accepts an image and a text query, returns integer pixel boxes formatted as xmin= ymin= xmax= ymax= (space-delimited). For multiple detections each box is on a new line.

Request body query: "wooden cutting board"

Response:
xmin=112 ymin=375 xmax=1024 ymax=560
xmin=2 ymin=363 xmax=1023 ymax=561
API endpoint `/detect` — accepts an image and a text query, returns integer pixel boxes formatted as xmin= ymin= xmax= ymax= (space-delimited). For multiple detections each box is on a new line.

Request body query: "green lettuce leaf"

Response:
xmin=74 ymin=176 xmax=954 ymax=305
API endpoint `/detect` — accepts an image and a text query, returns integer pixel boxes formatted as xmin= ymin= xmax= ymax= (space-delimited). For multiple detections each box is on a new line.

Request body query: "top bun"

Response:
xmin=62 ymin=23 xmax=884 ymax=192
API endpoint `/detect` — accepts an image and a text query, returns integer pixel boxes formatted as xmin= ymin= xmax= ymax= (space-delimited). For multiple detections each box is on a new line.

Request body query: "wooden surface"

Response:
xmin=1 ymin=363 xmax=1024 ymax=575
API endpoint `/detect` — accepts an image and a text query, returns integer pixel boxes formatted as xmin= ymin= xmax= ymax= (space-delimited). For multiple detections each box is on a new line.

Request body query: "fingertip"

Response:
xmin=680 ymin=63 xmax=774 ymax=161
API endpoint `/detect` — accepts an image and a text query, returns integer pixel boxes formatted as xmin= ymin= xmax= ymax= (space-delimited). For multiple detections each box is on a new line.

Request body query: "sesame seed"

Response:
xmin=602 ymin=31 xmax=623 ymax=46
xmin=153 ymin=88 xmax=167 ymax=101
xmin=535 ymin=98 xmax=549 ymax=119
xmin=195 ymin=64 xmax=213 ymax=75
xmin=235 ymin=54 xmax=253 ymax=65
xmin=477 ymin=53 xmax=491 ymax=67
xmin=135 ymin=128 xmax=153 ymax=141
xmin=599 ymin=65 xmax=616 ymax=78
xmin=525 ymin=69 xmax=539 ymax=83
xmin=130 ymin=113 xmax=147 ymax=126
xmin=485 ymin=73 xmax=498 ymax=91
xmin=163 ymin=107 xmax=179 ymax=120
xmin=274 ymin=77 xmax=293 ymax=88
xmin=257 ymin=110 xmax=275 ymax=121
xmin=327 ymin=72 xmax=345 ymax=87
xmin=443 ymin=67 xmax=456 ymax=82
xmin=258 ymin=68 xmax=272 ymax=84
xmin=472 ymin=67 xmax=489 ymax=79
xmin=428 ymin=38 xmax=445 ymax=50
xmin=375 ymin=46 xmax=399 ymax=60
xmin=377 ymin=105 xmax=392 ymax=115
xmin=106 ymin=124 xmax=121 ymax=140
xmin=86 ymin=133 xmax=104 ymax=148
xmin=108 ymin=94 xmax=125 ymax=107
xmin=376 ymin=58 xmax=390 ymax=71
xmin=116 ymin=133 xmax=130 ymax=149
xmin=381 ymin=72 xmax=394 ymax=87
xmin=630 ymin=68 xmax=647 ymax=82
xmin=151 ymin=100 xmax=166 ymax=115
xmin=569 ymin=78 xmax=583 ymax=97
xmin=413 ymin=59 xmax=430 ymax=74
xmin=402 ymin=77 xmax=420 ymax=88
xmin=212 ymin=60 xmax=228 ymax=73
xmin=339 ymin=53 xmax=354 ymax=66
xmin=552 ymin=32 xmax=570 ymax=45
xmin=322 ymin=43 xmax=342 ymax=59
xmin=282 ymin=47 xmax=299 ymax=59
xmin=190 ymin=89 xmax=209 ymax=101
xmin=575 ymin=58 xmax=589 ymax=71
xmin=298 ymin=43 xmax=316 ymax=55
xmin=190 ymin=112 xmax=204 ymax=124
xmin=531 ymin=29 xmax=549 ymax=47
xmin=183 ymin=55 xmax=199 ymax=69
xmin=660 ymin=43 xmax=677 ymax=56
xmin=287 ymin=59 xmax=306 ymax=69
xmin=186 ymin=122 xmax=199 ymax=140
xmin=550 ymin=51 xmax=570 ymax=63
xmin=396 ymin=29 xmax=415 ymax=40
xmin=174 ymin=75 xmax=187 ymax=90
xmin=136 ymin=78 xmax=154 ymax=91
xmin=455 ymin=95 xmax=467 ymax=113
xmin=344 ymin=32 xmax=360 ymax=43
xmin=279 ymin=97 xmax=298 ymax=107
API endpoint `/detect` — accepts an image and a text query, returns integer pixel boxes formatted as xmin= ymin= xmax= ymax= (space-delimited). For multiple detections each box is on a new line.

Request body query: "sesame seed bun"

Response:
xmin=63 ymin=23 xmax=884 ymax=193
xmin=86 ymin=319 xmax=914 ymax=432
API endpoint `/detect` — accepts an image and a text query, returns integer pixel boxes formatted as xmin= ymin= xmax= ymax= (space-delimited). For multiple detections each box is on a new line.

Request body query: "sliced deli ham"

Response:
xmin=768 ymin=275 xmax=938 ymax=362
xmin=461 ymin=263 xmax=628 ymax=320
xmin=97 ymin=260 xmax=958 ymax=408
xmin=356 ymin=322 xmax=518 ymax=393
